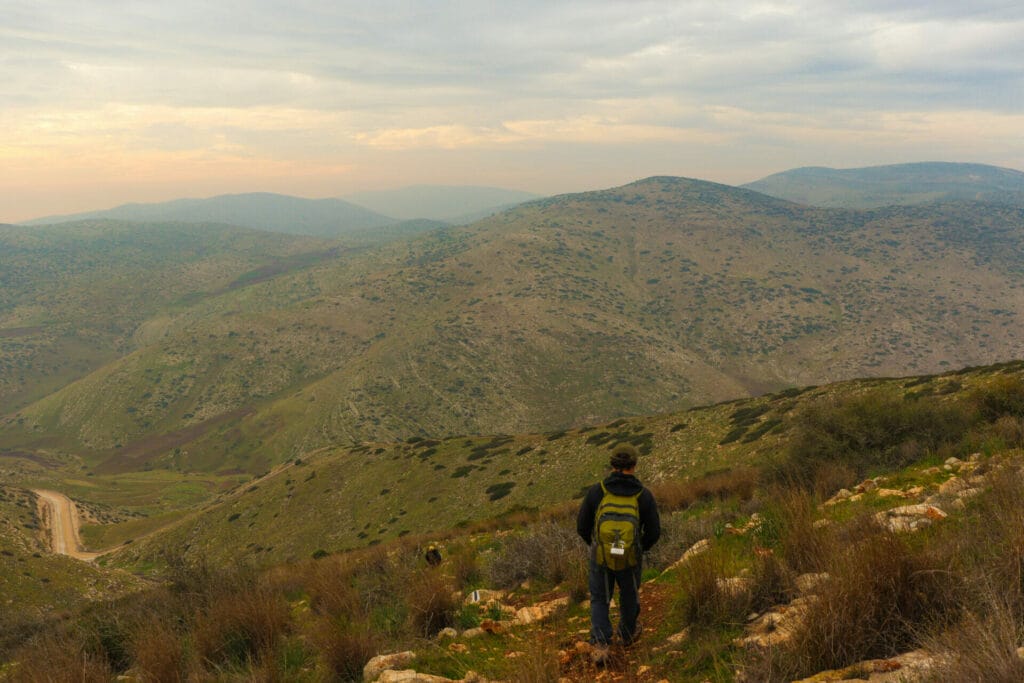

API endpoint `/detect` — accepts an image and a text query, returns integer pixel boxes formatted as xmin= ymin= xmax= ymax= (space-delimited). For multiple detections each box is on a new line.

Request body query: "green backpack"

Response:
xmin=593 ymin=483 xmax=642 ymax=570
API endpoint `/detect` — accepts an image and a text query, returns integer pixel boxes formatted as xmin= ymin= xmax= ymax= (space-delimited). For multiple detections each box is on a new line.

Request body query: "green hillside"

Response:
xmin=744 ymin=161 xmax=1024 ymax=208
xmin=3 ymin=359 xmax=1024 ymax=682
xmin=0 ymin=221 xmax=333 ymax=412
xmin=3 ymin=177 xmax=1023 ymax=476
xmin=104 ymin=360 xmax=1023 ymax=569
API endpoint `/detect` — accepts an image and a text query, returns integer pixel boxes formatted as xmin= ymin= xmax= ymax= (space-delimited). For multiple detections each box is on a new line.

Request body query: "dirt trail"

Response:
xmin=33 ymin=489 xmax=102 ymax=562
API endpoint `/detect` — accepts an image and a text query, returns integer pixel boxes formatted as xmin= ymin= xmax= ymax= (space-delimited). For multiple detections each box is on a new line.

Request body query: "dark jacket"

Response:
xmin=577 ymin=471 xmax=661 ymax=552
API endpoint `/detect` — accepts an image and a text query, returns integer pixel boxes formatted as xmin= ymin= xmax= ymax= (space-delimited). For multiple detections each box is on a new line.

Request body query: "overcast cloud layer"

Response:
xmin=3 ymin=0 xmax=1023 ymax=221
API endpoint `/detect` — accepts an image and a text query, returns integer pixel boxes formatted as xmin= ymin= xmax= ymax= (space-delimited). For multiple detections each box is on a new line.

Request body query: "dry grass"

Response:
xmin=506 ymin=632 xmax=562 ymax=682
xmin=923 ymin=595 xmax=1024 ymax=683
xmin=405 ymin=570 xmax=458 ymax=637
xmin=193 ymin=584 xmax=291 ymax=669
xmin=6 ymin=632 xmax=113 ymax=683
xmin=487 ymin=521 xmax=582 ymax=591
xmin=650 ymin=467 xmax=759 ymax=513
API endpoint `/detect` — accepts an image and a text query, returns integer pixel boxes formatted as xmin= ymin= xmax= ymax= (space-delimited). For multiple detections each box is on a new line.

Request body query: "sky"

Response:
xmin=3 ymin=0 xmax=1023 ymax=222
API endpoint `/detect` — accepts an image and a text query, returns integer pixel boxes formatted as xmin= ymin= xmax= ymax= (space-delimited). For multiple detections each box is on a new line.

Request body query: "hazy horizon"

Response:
xmin=4 ymin=1 xmax=1023 ymax=223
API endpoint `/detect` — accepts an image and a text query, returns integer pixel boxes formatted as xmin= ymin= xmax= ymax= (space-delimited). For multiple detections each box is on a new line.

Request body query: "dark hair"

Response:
xmin=609 ymin=443 xmax=639 ymax=470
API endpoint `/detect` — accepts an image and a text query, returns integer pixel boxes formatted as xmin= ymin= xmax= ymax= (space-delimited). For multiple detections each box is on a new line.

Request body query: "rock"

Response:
xmin=738 ymin=596 xmax=816 ymax=649
xmin=791 ymin=649 xmax=938 ymax=682
xmin=479 ymin=619 xmax=508 ymax=635
xmin=461 ymin=628 xmax=485 ymax=639
xmin=655 ymin=627 xmax=690 ymax=651
xmin=875 ymin=504 xmax=947 ymax=533
xmin=945 ymin=457 xmax=963 ymax=469
xmin=364 ymin=652 xmax=416 ymax=682
xmin=436 ymin=627 xmax=458 ymax=641
xmin=448 ymin=643 xmax=468 ymax=653
xmin=513 ymin=596 xmax=569 ymax=625
xmin=664 ymin=538 xmax=711 ymax=573
xmin=823 ymin=488 xmax=853 ymax=506
xmin=464 ymin=589 xmax=505 ymax=605
xmin=958 ymin=487 xmax=982 ymax=501
xmin=855 ymin=478 xmax=880 ymax=494
xmin=375 ymin=671 xmax=456 ymax=683
xmin=938 ymin=476 xmax=968 ymax=496
xmin=876 ymin=488 xmax=905 ymax=498
xmin=794 ymin=572 xmax=830 ymax=595
xmin=812 ymin=519 xmax=833 ymax=529
xmin=717 ymin=576 xmax=753 ymax=597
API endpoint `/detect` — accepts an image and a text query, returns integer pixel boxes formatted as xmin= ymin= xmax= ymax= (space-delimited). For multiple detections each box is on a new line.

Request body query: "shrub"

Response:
xmin=782 ymin=390 xmax=974 ymax=485
xmin=768 ymin=530 xmax=958 ymax=678
xmin=650 ymin=467 xmax=759 ymax=512
xmin=193 ymin=585 xmax=290 ymax=669
xmin=923 ymin=596 xmax=1024 ymax=683
xmin=487 ymin=521 xmax=583 ymax=591
xmin=130 ymin=618 xmax=191 ymax=683
xmin=8 ymin=632 xmax=113 ymax=683
xmin=313 ymin=615 xmax=381 ymax=682
xmin=675 ymin=547 xmax=751 ymax=628
xmin=973 ymin=375 xmax=1024 ymax=421
xmin=405 ymin=570 xmax=458 ymax=637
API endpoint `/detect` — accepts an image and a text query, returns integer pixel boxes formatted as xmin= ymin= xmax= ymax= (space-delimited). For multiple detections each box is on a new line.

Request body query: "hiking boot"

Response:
xmin=622 ymin=624 xmax=643 ymax=647
xmin=591 ymin=642 xmax=610 ymax=666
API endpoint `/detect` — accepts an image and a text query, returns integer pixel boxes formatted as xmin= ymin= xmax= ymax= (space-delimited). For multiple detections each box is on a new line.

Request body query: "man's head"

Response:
xmin=609 ymin=443 xmax=639 ymax=472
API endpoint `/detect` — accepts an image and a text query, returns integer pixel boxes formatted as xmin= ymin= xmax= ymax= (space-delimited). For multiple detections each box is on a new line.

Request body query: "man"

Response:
xmin=576 ymin=443 xmax=661 ymax=665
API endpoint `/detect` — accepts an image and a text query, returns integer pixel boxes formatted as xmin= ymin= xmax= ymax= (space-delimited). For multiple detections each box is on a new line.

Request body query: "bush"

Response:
xmin=675 ymin=547 xmax=752 ymax=629
xmin=973 ymin=375 xmax=1024 ymax=422
xmin=487 ymin=521 xmax=583 ymax=592
xmin=312 ymin=615 xmax=382 ymax=682
xmin=766 ymin=530 xmax=958 ymax=678
xmin=405 ymin=570 xmax=458 ymax=637
xmin=781 ymin=390 xmax=974 ymax=485
xmin=193 ymin=585 xmax=290 ymax=669
xmin=924 ymin=596 xmax=1024 ymax=683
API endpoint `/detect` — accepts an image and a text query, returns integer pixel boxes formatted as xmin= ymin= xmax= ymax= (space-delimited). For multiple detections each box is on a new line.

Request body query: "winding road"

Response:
xmin=33 ymin=489 xmax=102 ymax=562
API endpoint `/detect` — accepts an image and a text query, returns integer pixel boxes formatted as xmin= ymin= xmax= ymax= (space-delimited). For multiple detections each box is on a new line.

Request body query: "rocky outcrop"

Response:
xmin=874 ymin=504 xmax=947 ymax=533
xmin=790 ymin=649 xmax=939 ymax=682
xmin=365 ymin=652 xmax=417 ymax=682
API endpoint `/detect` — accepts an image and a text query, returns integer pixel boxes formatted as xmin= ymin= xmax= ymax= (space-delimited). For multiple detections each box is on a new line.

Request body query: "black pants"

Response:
xmin=588 ymin=557 xmax=642 ymax=645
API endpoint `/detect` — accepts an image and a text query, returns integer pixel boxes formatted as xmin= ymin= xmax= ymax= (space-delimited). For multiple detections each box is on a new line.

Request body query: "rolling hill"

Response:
xmin=21 ymin=193 xmax=396 ymax=238
xmin=0 ymin=220 xmax=334 ymax=411
xmin=3 ymin=176 xmax=1023 ymax=477
xmin=743 ymin=161 xmax=1024 ymax=208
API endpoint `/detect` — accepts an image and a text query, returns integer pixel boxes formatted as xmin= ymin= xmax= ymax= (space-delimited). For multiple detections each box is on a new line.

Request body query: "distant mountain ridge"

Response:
xmin=744 ymin=162 xmax=1024 ymax=208
xmin=4 ymin=175 xmax=1023 ymax=477
xmin=21 ymin=193 xmax=396 ymax=238
xmin=343 ymin=184 xmax=543 ymax=222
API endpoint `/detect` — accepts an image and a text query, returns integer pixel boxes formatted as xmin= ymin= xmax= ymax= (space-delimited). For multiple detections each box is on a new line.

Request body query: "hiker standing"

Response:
xmin=576 ymin=443 xmax=661 ymax=664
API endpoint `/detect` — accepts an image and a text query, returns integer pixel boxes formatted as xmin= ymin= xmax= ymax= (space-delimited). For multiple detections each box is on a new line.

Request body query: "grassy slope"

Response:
xmin=0 ymin=486 xmax=145 ymax=621
xmin=4 ymin=178 xmax=1023 ymax=477
xmin=108 ymin=361 xmax=1024 ymax=570
xmin=0 ymin=220 xmax=333 ymax=412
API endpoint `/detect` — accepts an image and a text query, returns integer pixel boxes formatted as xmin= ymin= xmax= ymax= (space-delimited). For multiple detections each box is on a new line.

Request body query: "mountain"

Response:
xmin=0 ymin=220 xmax=334 ymax=411
xmin=343 ymin=185 xmax=542 ymax=222
xmin=7 ymin=359 xmax=1024 ymax=683
xmin=22 ymin=193 xmax=396 ymax=238
xmin=3 ymin=176 xmax=1023 ymax=476
xmin=744 ymin=162 xmax=1024 ymax=208
xmin=101 ymin=360 xmax=1022 ymax=569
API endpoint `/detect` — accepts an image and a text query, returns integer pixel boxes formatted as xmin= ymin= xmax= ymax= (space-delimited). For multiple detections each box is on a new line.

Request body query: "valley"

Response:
xmin=2 ymin=164 xmax=1024 ymax=681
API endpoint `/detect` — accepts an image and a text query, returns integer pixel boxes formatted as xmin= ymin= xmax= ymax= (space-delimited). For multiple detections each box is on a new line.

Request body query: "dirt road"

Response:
xmin=33 ymin=489 xmax=102 ymax=562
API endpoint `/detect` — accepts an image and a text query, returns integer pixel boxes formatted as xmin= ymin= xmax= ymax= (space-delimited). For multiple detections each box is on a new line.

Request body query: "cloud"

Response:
xmin=2 ymin=1 xmax=1023 ymax=221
